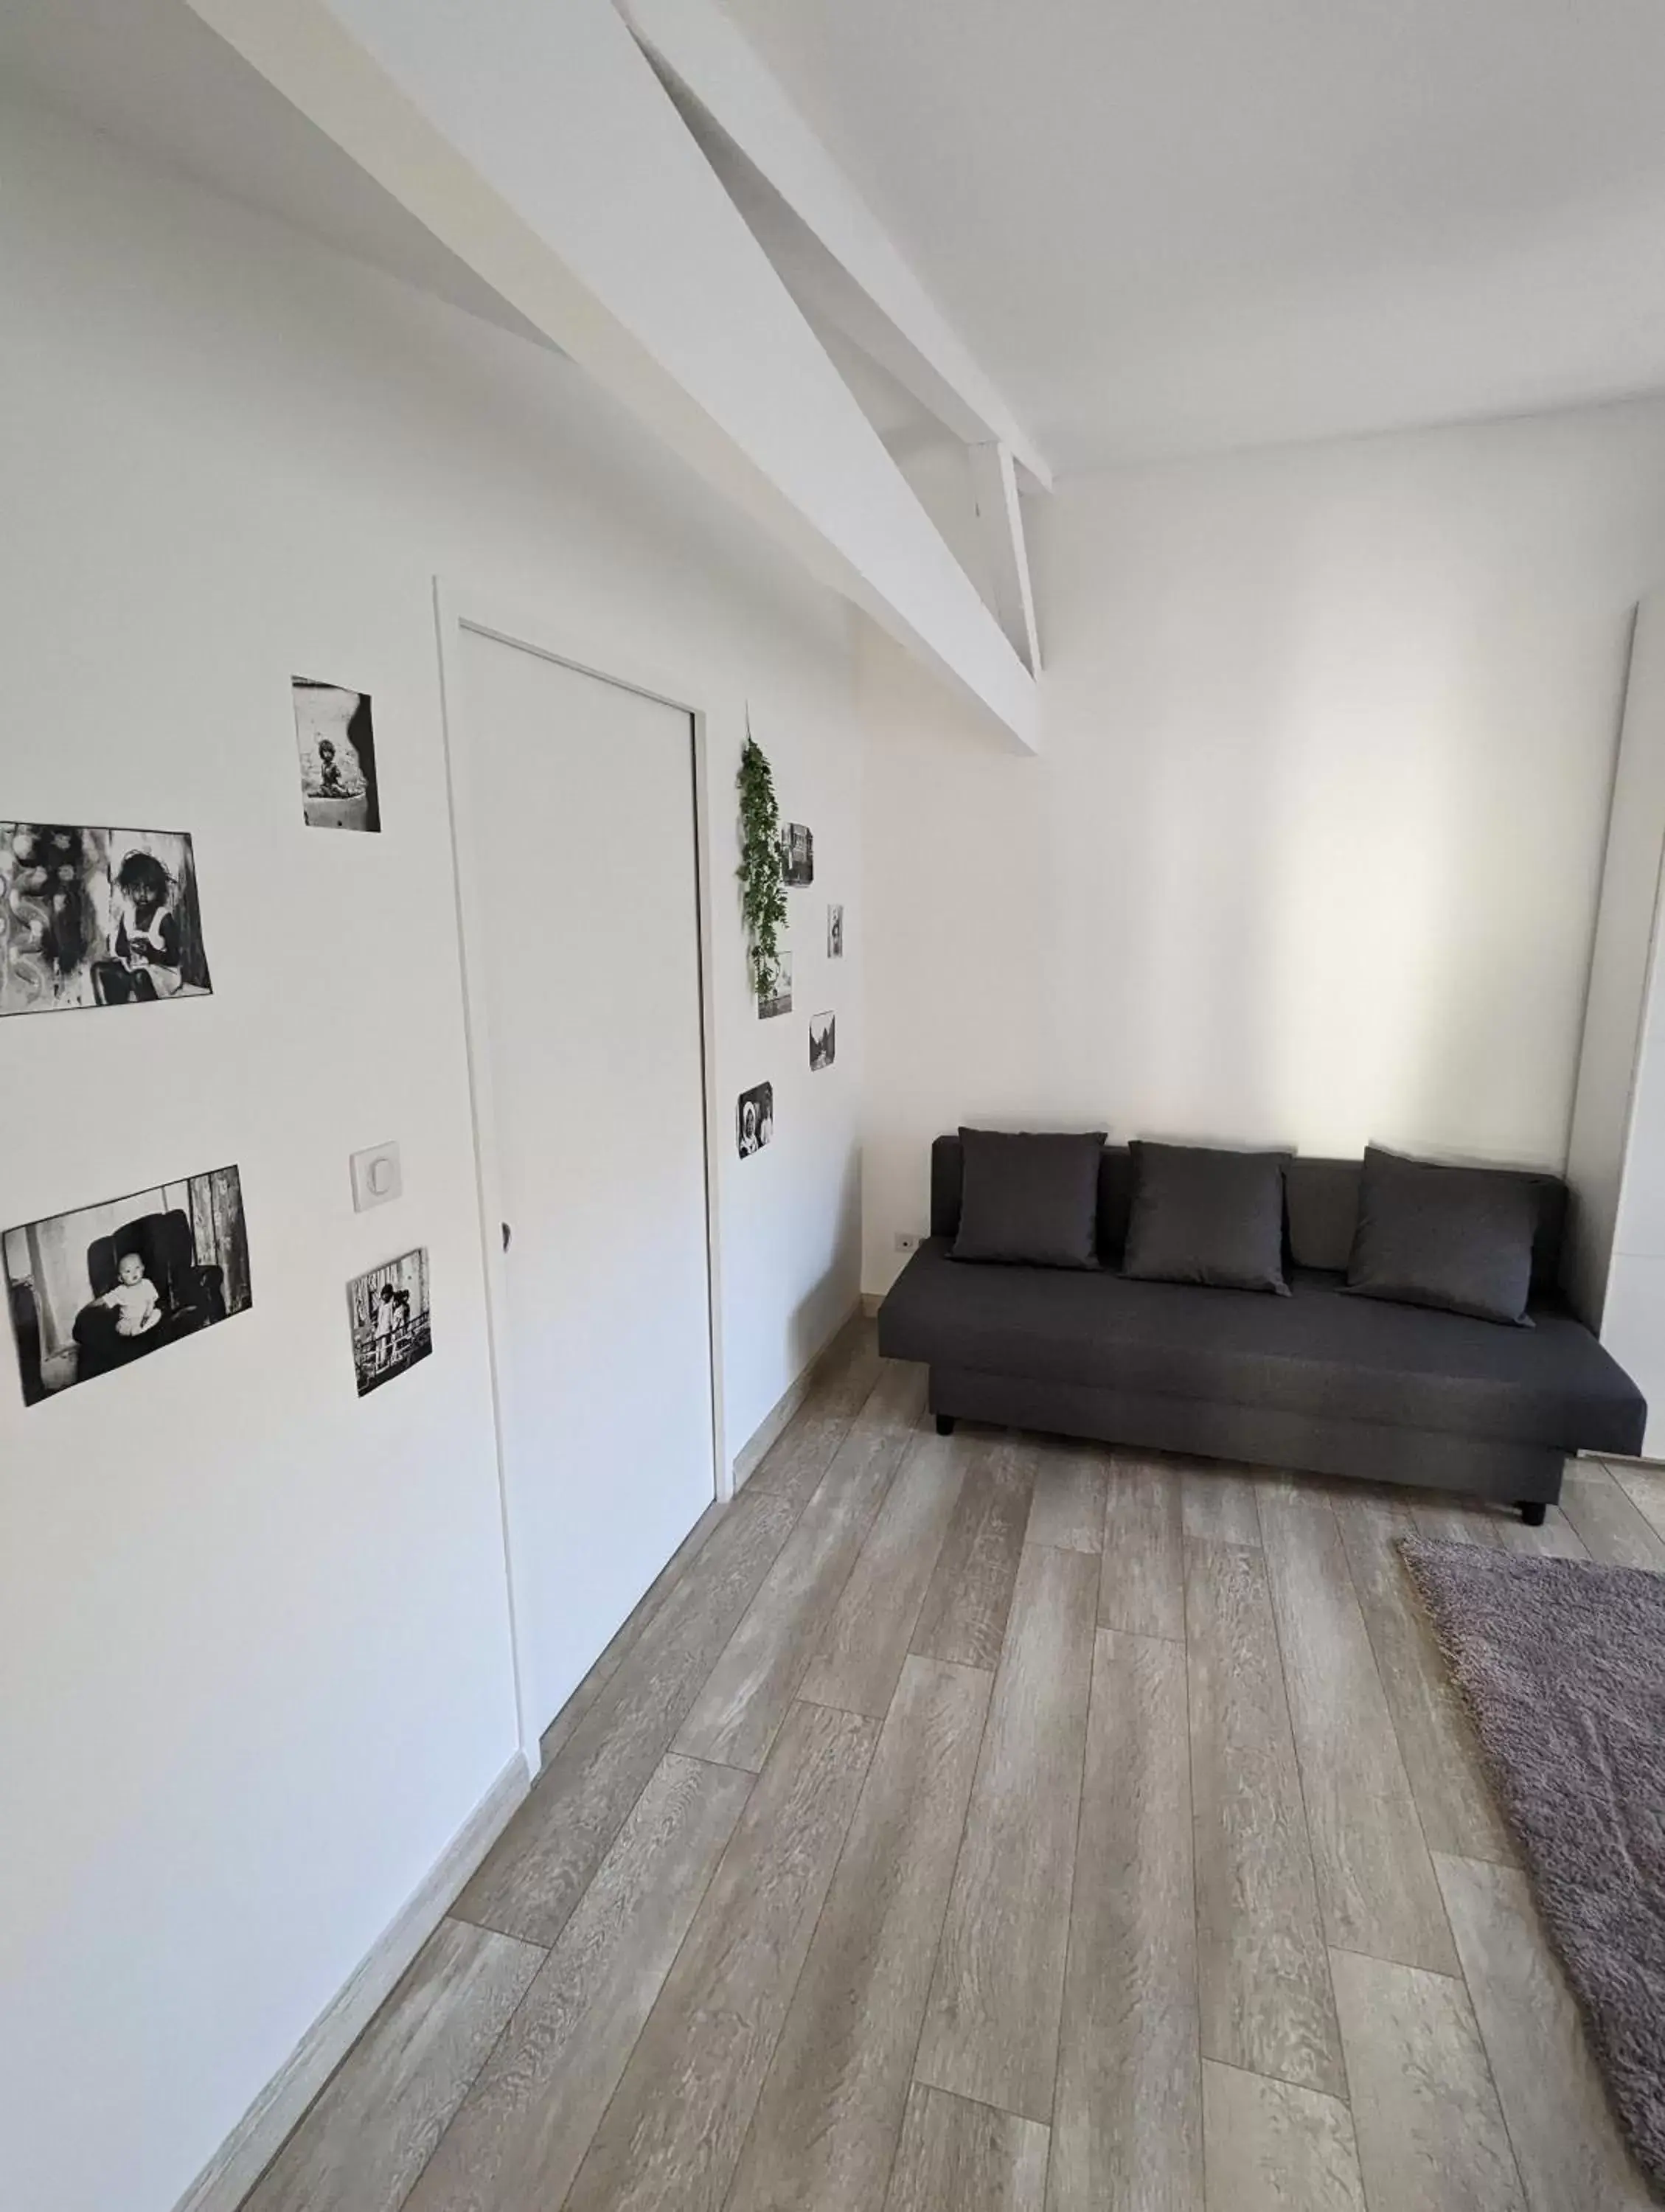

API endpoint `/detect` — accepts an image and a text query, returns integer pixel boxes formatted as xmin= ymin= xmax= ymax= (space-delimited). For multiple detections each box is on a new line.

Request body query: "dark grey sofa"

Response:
xmin=876 ymin=1136 xmax=1646 ymax=1520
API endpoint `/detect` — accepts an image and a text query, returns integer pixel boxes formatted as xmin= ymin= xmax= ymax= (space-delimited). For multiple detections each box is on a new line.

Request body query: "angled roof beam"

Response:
xmin=619 ymin=0 xmax=1052 ymax=495
xmin=968 ymin=442 xmax=1040 ymax=675
xmin=184 ymin=0 xmax=1037 ymax=748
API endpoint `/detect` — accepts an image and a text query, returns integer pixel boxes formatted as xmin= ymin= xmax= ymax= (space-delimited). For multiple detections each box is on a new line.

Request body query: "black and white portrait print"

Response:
xmin=737 ymin=1081 xmax=774 ymax=1158
xmin=757 ymin=950 xmax=793 ymax=1020
xmin=779 ymin=823 xmax=813 ymax=886
xmin=826 ymin=903 xmax=844 ymax=959
xmin=293 ymin=678 xmax=381 ymax=833
xmin=4 ymin=1166 xmax=251 ymax=1405
xmin=809 ymin=1011 xmax=835 ymax=1071
xmin=0 ymin=823 xmax=212 ymax=1018
xmin=347 ymin=1246 xmax=431 ymax=1396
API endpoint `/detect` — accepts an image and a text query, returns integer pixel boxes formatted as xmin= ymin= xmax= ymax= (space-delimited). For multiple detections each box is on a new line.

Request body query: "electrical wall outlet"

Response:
xmin=894 ymin=1231 xmax=920 ymax=1254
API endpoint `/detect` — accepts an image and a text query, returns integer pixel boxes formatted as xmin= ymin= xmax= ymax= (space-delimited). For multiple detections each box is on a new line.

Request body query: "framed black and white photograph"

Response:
xmin=737 ymin=1080 xmax=774 ymax=1158
xmin=4 ymin=1166 xmax=251 ymax=1405
xmin=347 ymin=1246 xmax=431 ymax=1397
xmin=0 ymin=822 xmax=213 ymax=1018
xmin=757 ymin=950 xmax=793 ymax=1020
xmin=779 ymin=822 xmax=813 ymax=886
xmin=826 ymin=903 xmax=844 ymax=959
xmin=809 ymin=1010 xmax=835 ymax=1071
xmin=293 ymin=677 xmax=381 ymax=833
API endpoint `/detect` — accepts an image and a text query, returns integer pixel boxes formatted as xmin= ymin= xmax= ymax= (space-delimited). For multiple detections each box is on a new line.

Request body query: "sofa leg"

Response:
xmin=936 ymin=1413 xmax=956 ymax=1438
xmin=1517 ymin=1500 xmax=1547 ymax=1527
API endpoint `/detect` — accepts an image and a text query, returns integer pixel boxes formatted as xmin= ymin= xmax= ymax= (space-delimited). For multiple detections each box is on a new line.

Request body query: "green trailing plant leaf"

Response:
xmin=737 ymin=728 xmax=788 ymax=1001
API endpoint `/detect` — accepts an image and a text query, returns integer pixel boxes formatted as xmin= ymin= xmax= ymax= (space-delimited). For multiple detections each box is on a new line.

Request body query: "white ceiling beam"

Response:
xmin=618 ymin=0 xmax=1052 ymax=495
xmin=967 ymin=442 xmax=1040 ymax=675
xmin=181 ymin=0 xmax=1037 ymax=750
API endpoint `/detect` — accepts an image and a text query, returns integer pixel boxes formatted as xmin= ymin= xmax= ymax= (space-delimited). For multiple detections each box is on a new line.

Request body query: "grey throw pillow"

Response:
xmin=1345 ymin=1146 xmax=1537 ymax=1326
xmin=952 ymin=1127 xmax=1107 ymax=1269
xmin=1122 ymin=1141 xmax=1290 ymax=1295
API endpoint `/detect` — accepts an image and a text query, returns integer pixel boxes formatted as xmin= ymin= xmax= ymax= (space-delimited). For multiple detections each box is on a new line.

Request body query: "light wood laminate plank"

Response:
xmin=1329 ymin=1946 xmax=1524 ymax=2212
xmin=1330 ymin=1486 xmax=1514 ymax=1865
xmin=1557 ymin=1461 xmax=1665 ymax=1567
xmin=562 ymin=1701 xmax=877 ymax=2212
xmin=910 ymin=1433 xmax=1038 ymax=1669
xmin=241 ymin=1918 xmax=542 ymax=2212
xmin=886 ymin=2084 xmax=1049 ymax=2212
xmin=728 ymin=1657 xmax=991 ymax=2212
xmin=1186 ymin=1539 xmax=1344 ymax=2098
xmin=1100 ymin=1452 xmax=1186 ymax=1642
xmin=1434 ymin=1853 xmax=1655 ymax=2212
xmin=539 ymin=1500 xmax=726 ymax=1767
xmin=1181 ymin=1462 xmax=1263 ymax=1547
xmin=745 ymin=1325 xmax=886 ymax=1506
xmin=799 ymin=1430 xmax=964 ymax=1716
xmin=675 ymin=1368 xmax=925 ymax=1770
xmin=915 ymin=1542 xmax=1098 ymax=2122
xmin=1609 ymin=1458 xmax=1665 ymax=1542
xmin=1410 ymin=1494 xmax=1587 ymax=1559
xmin=1201 ymin=2062 xmax=1366 ymax=2212
xmin=454 ymin=1483 xmax=799 ymax=1944
xmin=1256 ymin=1480 xmax=1457 ymax=1974
xmin=402 ymin=1754 xmax=751 ymax=2212
xmin=1026 ymin=1441 xmax=1109 ymax=1553
xmin=1049 ymin=1628 xmax=1202 ymax=2212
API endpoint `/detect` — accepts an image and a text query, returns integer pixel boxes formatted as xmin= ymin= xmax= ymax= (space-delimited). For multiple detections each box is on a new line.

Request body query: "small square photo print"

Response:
xmin=737 ymin=1080 xmax=774 ymax=1158
xmin=779 ymin=822 xmax=813 ymax=886
xmin=826 ymin=903 xmax=844 ymax=959
xmin=809 ymin=1010 xmax=835 ymax=1071
xmin=294 ymin=677 xmax=381 ymax=832
xmin=347 ymin=1246 xmax=431 ymax=1395
xmin=757 ymin=950 xmax=793 ymax=1020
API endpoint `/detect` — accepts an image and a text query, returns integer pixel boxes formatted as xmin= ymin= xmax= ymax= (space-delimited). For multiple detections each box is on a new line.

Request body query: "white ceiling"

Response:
xmin=722 ymin=0 xmax=1665 ymax=470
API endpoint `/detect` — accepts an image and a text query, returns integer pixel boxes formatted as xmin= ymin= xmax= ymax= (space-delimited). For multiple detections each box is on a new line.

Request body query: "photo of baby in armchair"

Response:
xmin=4 ymin=1166 xmax=252 ymax=1405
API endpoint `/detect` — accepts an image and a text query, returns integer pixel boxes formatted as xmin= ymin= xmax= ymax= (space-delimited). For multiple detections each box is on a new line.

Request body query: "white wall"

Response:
xmin=862 ymin=397 xmax=1665 ymax=1290
xmin=0 ymin=99 xmax=861 ymax=2212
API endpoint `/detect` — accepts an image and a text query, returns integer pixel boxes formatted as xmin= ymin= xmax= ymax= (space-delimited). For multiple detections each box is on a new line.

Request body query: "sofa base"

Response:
xmin=927 ymin=1366 xmax=1566 ymax=1511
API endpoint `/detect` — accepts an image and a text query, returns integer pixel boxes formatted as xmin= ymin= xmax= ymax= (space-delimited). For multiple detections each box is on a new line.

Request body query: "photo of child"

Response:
xmin=3 ymin=1165 xmax=252 ymax=1405
xmin=293 ymin=677 xmax=382 ymax=833
xmin=347 ymin=1248 xmax=431 ymax=1395
xmin=0 ymin=822 xmax=213 ymax=1019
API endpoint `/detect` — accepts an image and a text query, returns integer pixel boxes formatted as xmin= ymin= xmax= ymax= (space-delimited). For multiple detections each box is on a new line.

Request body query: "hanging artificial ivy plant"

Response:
xmin=737 ymin=726 xmax=788 ymax=1002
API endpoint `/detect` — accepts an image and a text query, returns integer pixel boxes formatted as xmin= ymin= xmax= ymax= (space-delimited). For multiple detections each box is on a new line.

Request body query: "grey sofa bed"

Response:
xmin=876 ymin=1135 xmax=1646 ymax=1521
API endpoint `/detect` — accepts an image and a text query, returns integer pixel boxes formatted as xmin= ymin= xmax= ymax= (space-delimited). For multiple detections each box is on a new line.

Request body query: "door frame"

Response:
xmin=432 ymin=577 xmax=729 ymax=1762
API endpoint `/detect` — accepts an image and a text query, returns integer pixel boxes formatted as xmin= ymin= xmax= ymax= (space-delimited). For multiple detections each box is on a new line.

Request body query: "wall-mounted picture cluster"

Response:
xmin=1 ymin=821 xmax=212 ymax=1017
xmin=737 ymin=733 xmax=843 ymax=1158
xmin=5 ymin=670 xmax=433 ymax=1408
xmin=293 ymin=677 xmax=380 ymax=833
xmin=4 ymin=1166 xmax=251 ymax=1405
xmin=347 ymin=1246 xmax=432 ymax=1396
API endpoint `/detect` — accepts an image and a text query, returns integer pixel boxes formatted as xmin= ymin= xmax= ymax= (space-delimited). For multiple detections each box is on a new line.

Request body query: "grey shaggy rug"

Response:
xmin=1400 ymin=1539 xmax=1665 ymax=2196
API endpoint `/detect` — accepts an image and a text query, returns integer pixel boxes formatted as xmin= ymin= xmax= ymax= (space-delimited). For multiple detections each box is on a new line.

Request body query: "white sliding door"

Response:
xmin=456 ymin=626 xmax=715 ymax=1733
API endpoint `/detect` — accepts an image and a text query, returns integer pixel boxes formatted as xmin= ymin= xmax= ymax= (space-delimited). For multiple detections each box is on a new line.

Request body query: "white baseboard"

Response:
xmin=172 ymin=1750 xmax=532 ymax=2212
xmin=731 ymin=1295 xmax=864 ymax=1486
xmin=861 ymin=1290 xmax=883 ymax=1318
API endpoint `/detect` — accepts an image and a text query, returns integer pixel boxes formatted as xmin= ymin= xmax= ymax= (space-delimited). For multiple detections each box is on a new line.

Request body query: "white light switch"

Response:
xmin=350 ymin=1141 xmax=403 ymax=1212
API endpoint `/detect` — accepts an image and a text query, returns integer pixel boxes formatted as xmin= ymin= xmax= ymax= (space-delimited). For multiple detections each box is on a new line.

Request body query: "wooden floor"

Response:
xmin=240 ymin=1325 xmax=1665 ymax=2212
